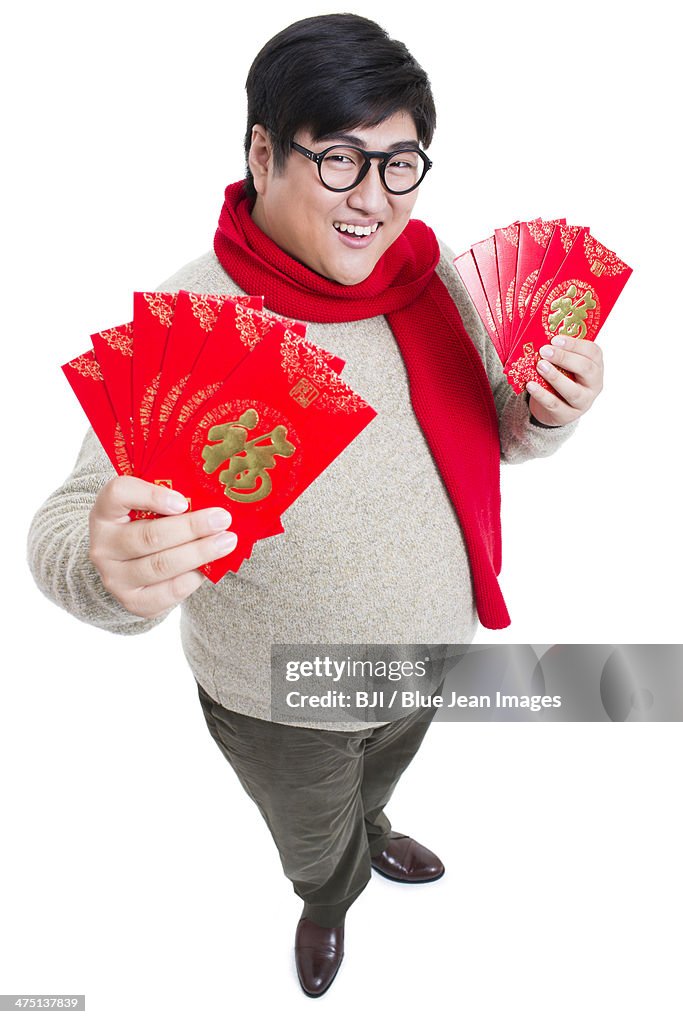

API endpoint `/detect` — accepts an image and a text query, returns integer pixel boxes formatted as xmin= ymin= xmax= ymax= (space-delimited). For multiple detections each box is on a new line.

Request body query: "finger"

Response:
xmin=92 ymin=476 xmax=190 ymax=522
xmin=538 ymin=343 xmax=600 ymax=378
xmin=113 ymin=529 xmax=239 ymax=588
xmin=538 ymin=339 xmax=603 ymax=385
xmin=550 ymin=335 xmax=603 ymax=368
xmin=119 ymin=570 xmax=207 ymax=620
xmin=526 ymin=380 xmax=575 ymax=424
xmin=107 ymin=506 xmax=235 ymax=561
xmin=535 ymin=356 xmax=590 ymax=410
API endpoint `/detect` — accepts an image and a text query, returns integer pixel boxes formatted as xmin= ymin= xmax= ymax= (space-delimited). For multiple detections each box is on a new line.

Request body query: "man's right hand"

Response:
xmin=88 ymin=477 xmax=237 ymax=619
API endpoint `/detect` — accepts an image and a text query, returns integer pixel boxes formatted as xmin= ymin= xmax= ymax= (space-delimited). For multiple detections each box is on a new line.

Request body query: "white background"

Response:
xmin=2 ymin=0 xmax=681 ymax=1021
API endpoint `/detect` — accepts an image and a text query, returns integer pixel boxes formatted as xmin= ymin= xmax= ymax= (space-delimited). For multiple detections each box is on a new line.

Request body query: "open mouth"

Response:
xmin=333 ymin=221 xmax=381 ymax=237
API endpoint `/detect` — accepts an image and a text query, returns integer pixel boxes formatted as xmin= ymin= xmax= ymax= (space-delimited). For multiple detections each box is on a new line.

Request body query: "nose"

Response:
xmin=345 ymin=159 xmax=387 ymax=213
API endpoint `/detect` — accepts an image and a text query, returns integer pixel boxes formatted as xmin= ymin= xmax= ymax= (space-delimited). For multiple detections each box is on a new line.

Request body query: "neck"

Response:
xmin=249 ymin=195 xmax=268 ymax=237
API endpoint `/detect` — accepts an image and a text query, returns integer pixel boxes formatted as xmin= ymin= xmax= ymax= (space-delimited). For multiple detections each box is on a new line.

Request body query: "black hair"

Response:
xmin=243 ymin=13 xmax=436 ymax=199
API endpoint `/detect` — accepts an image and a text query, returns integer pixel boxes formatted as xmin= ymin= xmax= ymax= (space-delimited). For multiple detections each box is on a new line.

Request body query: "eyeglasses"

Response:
xmin=290 ymin=140 xmax=433 ymax=195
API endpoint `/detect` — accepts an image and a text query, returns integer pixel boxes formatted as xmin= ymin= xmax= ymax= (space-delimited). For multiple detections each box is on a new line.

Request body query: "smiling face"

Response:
xmin=248 ymin=111 xmax=422 ymax=286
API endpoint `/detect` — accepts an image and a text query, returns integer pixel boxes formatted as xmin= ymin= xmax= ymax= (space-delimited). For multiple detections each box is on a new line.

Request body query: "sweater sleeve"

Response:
xmin=26 ymin=428 xmax=169 ymax=634
xmin=436 ymin=239 xmax=578 ymax=465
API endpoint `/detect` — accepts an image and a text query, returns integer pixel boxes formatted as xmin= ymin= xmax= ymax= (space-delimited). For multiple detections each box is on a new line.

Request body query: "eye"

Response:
xmin=388 ymin=155 xmax=418 ymax=170
xmin=320 ymin=146 xmax=364 ymax=169
xmin=323 ymin=151 xmax=359 ymax=167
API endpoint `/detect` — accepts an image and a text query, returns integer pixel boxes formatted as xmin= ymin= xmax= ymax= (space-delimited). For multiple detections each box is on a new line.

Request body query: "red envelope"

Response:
xmin=156 ymin=300 xmax=344 ymax=459
xmin=454 ymin=217 xmax=632 ymax=398
xmin=512 ymin=223 xmax=587 ymax=348
xmin=471 ymin=235 xmax=504 ymax=349
xmin=133 ymin=291 xmax=264 ymax=470
xmin=505 ymin=231 xmax=633 ymax=393
xmin=143 ymin=292 xmax=233 ymax=468
xmin=493 ymin=222 xmax=519 ymax=357
xmin=63 ymin=291 xmax=364 ymax=579
xmin=143 ymin=323 xmax=376 ymax=581
xmin=131 ymin=291 xmax=178 ymax=467
xmin=511 ymin=218 xmax=565 ymax=343
xmin=90 ymin=321 xmax=135 ymax=461
xmin=453 ymin=249 xmax=503 ymax=360
xmin=62 ymin=350 xmax=132 ymax=475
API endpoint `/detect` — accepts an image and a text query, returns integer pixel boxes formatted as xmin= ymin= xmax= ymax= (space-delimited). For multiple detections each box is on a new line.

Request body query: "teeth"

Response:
xmin=333 ymin=222 xmax=380 ymax=236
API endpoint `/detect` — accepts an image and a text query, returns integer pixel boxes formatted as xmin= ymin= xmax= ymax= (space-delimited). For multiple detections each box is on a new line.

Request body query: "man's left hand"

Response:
xmin=526 ymin=335 xmax=604 ymax=427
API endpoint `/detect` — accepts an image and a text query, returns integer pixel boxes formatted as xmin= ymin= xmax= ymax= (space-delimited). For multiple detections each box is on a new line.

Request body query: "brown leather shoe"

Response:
xmin=370 ymin=834 xmax=445 ymax=883
xmin=295 ymin=917 xmax=344 ymax=998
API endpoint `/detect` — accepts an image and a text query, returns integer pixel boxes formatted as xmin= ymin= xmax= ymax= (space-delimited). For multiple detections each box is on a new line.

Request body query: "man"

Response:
xmin=28 ymin=14 xmax=603 ymax=998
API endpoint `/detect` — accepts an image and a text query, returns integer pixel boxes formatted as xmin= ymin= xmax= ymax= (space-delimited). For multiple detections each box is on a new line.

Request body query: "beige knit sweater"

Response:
xmin=27 ymin=239 xmax=576 ymax=729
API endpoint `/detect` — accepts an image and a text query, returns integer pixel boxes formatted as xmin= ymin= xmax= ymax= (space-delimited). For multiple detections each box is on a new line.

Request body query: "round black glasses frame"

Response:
xmin=290 ymin=140 xmax=433 ymax=195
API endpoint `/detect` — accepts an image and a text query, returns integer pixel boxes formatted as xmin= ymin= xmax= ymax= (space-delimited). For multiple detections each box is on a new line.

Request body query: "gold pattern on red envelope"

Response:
xmin=138 ymin=291 xmax=264 ymax=471
xmin=139 ymin=374 xmax=161 ymax=442
xmin=113 ymin=426 xmax=132 ymax=475
xmin=280 ymin=329 xmax=369 ymax=414
xmin=201 ymin=409 xmax=297 ymax=503
xmin=62 ymin=292 xmax=374 ymax=580
xmin=189 ymin=293 xmax=228 ymax=330
xmin=544 ymin=281 xmax=600 ymax=340
xmin=494 ymin=222 xmax=519 ymax=349
xmin=143 ymin=291 xmax=176 ymax=326
xmin=560 ymin=224 xmax=582 ymax=251
xmin=517 ymin=270 xmax=540 ymax=321
xmin=454 ymin=219 xmax=632 ymax=395
xmin=506 ymin=343 xmax=546 ymax=393
xmin=158 ymin=374 xmax=191 ymax=428
xmin=182 ymin=394 xmax=304 ymax=558
xmin=289 ymin=378 xmax=320 ymax=408
xmin=172 ymin=383 xmax=225 ymax=437
xmin=525 ymin=278 xmax=550 ymax=324
xmin=235 ymin=303 xmax=264 ymax=350
xmin=499 ymin=224 xmax=519 ymax=247
xmin=70 ymin=352 xmax=104 ymax=380
xmin=527 ymin=218 xmax=560 ymax=248
xmin=62 ymin=350 xmax=132 ymax=475
xmin=518 ymin=224 xmax=586 ymax=341
xmin=583 ymin=234 xmax=630 ymax=277
xmin=99 ymin=324 xmax=134 ymax=356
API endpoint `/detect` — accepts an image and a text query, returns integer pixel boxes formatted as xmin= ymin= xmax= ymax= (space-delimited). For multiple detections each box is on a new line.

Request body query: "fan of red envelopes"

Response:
xmin=454 ymin=219 xmax=632 ymax=393
xmin=62 ymin=291 xmax=376 ymax=581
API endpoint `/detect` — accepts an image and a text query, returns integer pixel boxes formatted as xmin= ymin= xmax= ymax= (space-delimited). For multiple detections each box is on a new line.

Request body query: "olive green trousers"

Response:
xmin=196 ymin=680 xmax=441 ymax=926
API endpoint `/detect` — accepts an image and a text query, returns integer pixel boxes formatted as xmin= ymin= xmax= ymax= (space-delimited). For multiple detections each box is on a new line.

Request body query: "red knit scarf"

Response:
xmin=214 ymin=181 xmax=510 ymax=629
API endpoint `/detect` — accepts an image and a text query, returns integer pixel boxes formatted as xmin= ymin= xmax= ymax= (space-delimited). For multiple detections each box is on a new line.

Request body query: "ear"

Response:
xmin=248 ymin=124 xmax=272 ymax=196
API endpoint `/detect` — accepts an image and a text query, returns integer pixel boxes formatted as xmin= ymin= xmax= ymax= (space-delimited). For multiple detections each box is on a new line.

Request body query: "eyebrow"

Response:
xmin=314 ymin=131 xmax=420 ymax=150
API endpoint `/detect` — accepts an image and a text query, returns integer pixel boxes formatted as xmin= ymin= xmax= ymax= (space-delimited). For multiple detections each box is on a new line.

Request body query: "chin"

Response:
xmin=326 ymin=260 xmax=376 ymax=287
xmin=336 ymin=272 xmax=370 ymax=286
